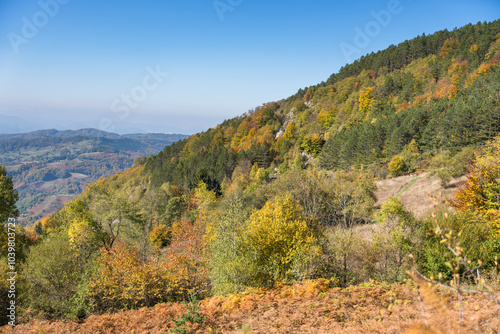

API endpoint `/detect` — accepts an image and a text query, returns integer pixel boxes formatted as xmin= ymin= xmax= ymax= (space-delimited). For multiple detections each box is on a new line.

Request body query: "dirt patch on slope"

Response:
xmin=375 ymin=173 xmax=467 ymax=219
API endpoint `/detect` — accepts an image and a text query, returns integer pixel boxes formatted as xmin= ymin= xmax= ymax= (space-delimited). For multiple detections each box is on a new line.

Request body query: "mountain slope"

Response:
xmin=134 ymin=20 xmax=500 ymax=194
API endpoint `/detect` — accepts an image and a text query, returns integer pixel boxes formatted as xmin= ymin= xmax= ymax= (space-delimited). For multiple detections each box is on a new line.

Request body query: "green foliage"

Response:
xmin=400 ymin=139 xmax=421 ymax=172
xmin=22 ymin=232 xmax=86 ymax=318
xmin=0 ymin=224 xmax=34 ymax=325
xmin=327 ymin=171 xmax=376 ymax=228
xmin=292 ymin=153 xmax=305 ymax=170
xmin=207 ymin=195 xmax=253 ymax=295
xmin=428 ymin=147 xmax=474 ymax=187
xmin=376 ymin=197 xmax=414 ymax=226
xmin=417 ymin=211 xmax=499 ymax=280
xmin=162 ymin=197 xmax=186 ymax=225
xmin=0 ymin=223 xmax=32 ymax=266
xmin=374 ymin=197 xmax=419 ymax=281
xmin=0 ymin=165 xmax=19 ymax=223
xmin=85 ymin=184 xmax=150 ymax=252
xmin=321 ymin=196 xmax=418 ymax=287
xmin=46 ymin=199 xmax=110 ymax=257
xmin=251 ymin=169 xmax=376 ymax=228
xmin=171 ymin=293 xmax=205 ymax=334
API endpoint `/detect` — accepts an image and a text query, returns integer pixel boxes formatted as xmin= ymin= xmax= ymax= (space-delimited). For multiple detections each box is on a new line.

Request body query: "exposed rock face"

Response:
xmin=275 ymin=111 xmax=295 ymax=140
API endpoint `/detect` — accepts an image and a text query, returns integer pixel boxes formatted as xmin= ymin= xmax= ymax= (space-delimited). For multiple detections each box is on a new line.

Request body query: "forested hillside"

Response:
xmin=2 ymin=20 xmax=500 ymax=332
xmin=141 ymin=20 xmax=500 ymax=192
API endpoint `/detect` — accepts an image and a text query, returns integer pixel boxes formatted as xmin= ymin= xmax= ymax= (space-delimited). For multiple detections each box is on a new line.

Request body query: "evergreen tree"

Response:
xmin=0 ymin=165 xmax=19 ymax=223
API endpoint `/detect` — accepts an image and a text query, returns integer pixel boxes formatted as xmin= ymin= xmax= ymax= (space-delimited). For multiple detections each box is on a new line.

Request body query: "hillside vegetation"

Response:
xmin=2 ymin=20 xmax=500 ymax=332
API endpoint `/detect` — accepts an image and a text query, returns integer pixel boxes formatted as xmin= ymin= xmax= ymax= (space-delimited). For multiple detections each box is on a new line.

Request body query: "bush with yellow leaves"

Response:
xmin=244 ymin=194 xmax=321 ymax=286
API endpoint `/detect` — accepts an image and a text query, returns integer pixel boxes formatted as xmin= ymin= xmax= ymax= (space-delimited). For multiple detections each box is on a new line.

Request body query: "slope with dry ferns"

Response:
xmin=2 ymin=279 xmax=498 ymax=334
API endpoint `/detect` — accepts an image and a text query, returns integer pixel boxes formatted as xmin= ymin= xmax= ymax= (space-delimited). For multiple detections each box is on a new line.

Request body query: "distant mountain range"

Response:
xmin=0 ymin=128 xmax=123 ymax=139
xmin=0 ymin=113 xmax=205 ymax=135
xmin=0 ymin=128 xmax=188 ymax=225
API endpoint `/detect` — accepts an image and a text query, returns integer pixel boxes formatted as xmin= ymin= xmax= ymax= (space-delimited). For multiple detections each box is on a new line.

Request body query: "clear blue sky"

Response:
xmin=0 ymin=0 xmax=499 ymax=134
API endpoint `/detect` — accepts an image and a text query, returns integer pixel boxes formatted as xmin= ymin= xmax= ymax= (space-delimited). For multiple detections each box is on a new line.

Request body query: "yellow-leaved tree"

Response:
xmin=358 ymin=86 xmax=374 ymax=115
xmin=244 ymin=195 xmax=321 ymax=286
xmin=453 ymin=135 xmax=500 ymax=236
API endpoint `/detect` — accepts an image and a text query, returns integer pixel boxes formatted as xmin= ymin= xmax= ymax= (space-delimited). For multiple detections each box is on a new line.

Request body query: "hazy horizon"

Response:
xmin=1 ymin=0 xmax=499 ymax=135
xmin=0 ymin=111 xmax=217 ymax=135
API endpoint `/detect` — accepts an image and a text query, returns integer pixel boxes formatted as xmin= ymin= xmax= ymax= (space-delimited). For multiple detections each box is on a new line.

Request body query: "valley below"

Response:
xmin=0 ymin=129 xmax=187 ymax=225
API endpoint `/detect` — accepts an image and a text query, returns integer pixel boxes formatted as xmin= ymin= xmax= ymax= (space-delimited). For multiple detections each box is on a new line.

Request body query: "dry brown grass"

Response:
xmin=375 ymin=173 xmax=466 ymax=219
xmin=2 ymin=279 xmax=498 ymax=334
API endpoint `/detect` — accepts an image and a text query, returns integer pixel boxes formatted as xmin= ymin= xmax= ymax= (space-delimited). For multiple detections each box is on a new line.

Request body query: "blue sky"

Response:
xmin=0 ymin=0 xmax=499 ymax=134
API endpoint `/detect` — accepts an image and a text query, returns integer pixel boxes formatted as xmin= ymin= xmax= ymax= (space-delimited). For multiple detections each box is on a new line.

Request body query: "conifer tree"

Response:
xmin=0 ymin=165 xmax=18 ymax=224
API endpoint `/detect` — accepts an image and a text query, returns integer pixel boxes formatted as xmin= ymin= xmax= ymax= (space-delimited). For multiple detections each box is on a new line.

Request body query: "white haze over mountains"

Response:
xmin=0 ymin=112 xmax=211 ymax=135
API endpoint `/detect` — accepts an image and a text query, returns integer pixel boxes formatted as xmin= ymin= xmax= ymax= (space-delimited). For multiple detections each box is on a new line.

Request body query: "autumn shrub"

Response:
xmin=388 ymin=155 xmax=407 ymax=176
xmin=301 ymin=134 xmax=325 ymax=157
xmin=87 ymin=243 xmax=155 ymax=311
xmin=87 ymin=219 xmax=209 ymax=313
xmin=149 ymin=224 xmax=172 ymax=248
xmin=358 ymin=86 xmax=374 ymax=115
xmin=243 ymin=195 xmax=321 ymax=286
xmin=317 ymin=107 xmax=336 ymax=128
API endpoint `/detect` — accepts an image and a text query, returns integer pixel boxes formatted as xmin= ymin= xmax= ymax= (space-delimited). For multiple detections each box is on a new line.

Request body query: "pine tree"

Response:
xmin=0 ymin=165 xmax=19 ymax=224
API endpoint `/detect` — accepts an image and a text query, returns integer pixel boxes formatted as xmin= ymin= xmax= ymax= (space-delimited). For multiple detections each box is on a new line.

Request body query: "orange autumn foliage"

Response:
xmin=88 ymin=218 xmax=209 ymax=312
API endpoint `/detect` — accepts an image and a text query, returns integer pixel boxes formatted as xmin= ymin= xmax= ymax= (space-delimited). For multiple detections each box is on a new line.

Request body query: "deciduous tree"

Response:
xmin=244 ymin=195 xmax=321 ymax=285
